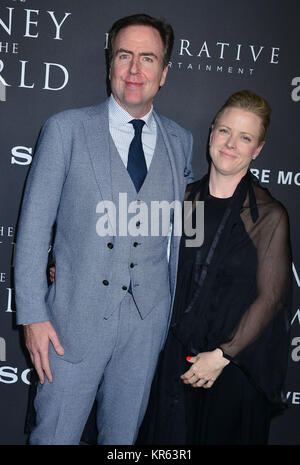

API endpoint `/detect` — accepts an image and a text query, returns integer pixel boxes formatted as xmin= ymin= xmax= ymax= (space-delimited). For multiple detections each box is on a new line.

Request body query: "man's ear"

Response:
xmin=209 ymin=125 xmax=214 ymax=145
xmin=159 ymin=65 xmax=169 ymax=88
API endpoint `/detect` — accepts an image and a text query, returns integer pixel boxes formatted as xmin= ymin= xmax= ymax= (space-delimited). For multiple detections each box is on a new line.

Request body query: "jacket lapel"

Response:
xmin=153 ymin=112 xmax=187 ymax=302
xmin=83 ymin=101 xmax=115 ymax=229
xmin=153 ymin=112 xmax=183 ymax=202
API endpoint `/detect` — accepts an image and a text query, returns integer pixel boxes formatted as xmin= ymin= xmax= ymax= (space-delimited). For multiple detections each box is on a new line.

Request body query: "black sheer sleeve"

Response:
xmin=220 ymin=196 xmax=292 ymax=360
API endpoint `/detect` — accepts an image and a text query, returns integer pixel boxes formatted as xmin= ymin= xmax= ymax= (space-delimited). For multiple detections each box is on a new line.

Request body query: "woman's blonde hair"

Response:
xmin=213 ymin=89 xmax=272 ymax=142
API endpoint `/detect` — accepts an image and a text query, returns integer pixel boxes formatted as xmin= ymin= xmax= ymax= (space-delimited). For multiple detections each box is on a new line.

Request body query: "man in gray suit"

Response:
xmin=14 ymin=14 xmax=194 ymax=445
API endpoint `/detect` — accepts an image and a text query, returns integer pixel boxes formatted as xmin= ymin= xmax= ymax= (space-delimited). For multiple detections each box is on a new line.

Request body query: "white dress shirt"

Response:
xmin=108 ymin=94 xmax=157 ymax=170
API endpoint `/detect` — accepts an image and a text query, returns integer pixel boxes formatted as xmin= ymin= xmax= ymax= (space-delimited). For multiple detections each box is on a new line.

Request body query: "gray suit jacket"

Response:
xmin=14 ymin=99 xmax=194 ymax=362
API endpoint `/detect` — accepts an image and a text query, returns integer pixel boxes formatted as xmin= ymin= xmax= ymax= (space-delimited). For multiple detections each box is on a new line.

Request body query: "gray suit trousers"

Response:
xmin=30 ymin=293 xmax=169 ymax=445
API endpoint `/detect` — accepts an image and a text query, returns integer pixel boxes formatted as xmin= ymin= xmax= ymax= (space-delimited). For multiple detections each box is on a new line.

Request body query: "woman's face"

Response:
xmin=209 ymin=107 xmax=265 ymax=178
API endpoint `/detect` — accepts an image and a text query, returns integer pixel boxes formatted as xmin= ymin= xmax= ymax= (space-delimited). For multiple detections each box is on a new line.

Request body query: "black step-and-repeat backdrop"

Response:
xmin=0 ymin=0 xmax=299 ymax=445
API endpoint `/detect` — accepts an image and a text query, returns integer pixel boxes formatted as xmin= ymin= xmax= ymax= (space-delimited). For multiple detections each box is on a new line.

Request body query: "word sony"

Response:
xmin=0 ymin=365 xmax=32 ymax=384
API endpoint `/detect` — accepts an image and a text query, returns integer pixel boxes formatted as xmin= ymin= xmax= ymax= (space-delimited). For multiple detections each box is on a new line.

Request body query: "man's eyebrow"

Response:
xmin=115 ymin=49 xmax=158 ymax=59
xmin=115 ymin=48 xmax=133 ymax=56
xmin=140 ymin=52 xmax=158 ymax=59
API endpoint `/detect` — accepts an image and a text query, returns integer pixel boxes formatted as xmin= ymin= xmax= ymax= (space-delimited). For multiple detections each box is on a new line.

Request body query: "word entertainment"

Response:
xmin=95 ymin=194 xmax=204 ymax=247
xmin=169 ymin=61 xmax=255 ymax=75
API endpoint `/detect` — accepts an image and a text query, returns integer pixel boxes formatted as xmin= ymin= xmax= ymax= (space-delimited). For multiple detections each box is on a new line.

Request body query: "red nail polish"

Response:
xmin=186 ymin=356 xmax=191 ymax=361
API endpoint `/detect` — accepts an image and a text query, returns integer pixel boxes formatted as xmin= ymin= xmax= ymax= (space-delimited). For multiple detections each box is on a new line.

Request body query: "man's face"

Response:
xmin=109 ymin=25 xmax=168 ymax=118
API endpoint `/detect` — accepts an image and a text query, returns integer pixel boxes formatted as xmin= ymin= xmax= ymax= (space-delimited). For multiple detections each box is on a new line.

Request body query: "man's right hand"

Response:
xmin=24 ymin=321 xmax=64 ymax=384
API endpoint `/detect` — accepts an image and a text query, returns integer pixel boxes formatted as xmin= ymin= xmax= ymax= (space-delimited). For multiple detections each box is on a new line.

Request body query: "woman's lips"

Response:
xmin=220 ymin=150 xmax=236 ymax=159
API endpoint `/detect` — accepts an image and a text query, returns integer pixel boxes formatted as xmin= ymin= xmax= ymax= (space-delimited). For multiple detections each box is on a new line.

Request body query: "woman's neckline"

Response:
xmin=207 ymin=191 xmax=233 ymax=201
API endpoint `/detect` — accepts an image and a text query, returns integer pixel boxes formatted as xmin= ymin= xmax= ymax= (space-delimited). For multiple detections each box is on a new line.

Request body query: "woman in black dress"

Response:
xmin=137 ymin=90 xmax=292 ymax=445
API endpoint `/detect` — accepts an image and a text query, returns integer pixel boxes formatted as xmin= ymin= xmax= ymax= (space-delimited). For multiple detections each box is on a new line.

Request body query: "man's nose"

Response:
xmin=129 ymin=57 xmax=140 ymax=74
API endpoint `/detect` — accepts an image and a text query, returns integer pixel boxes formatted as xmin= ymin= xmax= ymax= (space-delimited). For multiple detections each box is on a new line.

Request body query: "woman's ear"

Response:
xmin=252 ymin=140 xmax=265 ymax=160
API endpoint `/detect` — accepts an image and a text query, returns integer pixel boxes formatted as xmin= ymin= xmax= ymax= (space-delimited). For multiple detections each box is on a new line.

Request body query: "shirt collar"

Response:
xmin=109 ymin=94 xmax=155 ymax=130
